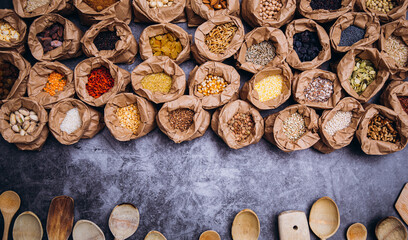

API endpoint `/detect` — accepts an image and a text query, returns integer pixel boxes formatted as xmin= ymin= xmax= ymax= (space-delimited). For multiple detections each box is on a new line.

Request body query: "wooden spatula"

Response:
xmin=46 ymin=196 xmax=74 ymax=240
xmin=396 ymin=183 xmax=408 ymax=225
xmin=278 ymin=210 xmax=310 ymax=240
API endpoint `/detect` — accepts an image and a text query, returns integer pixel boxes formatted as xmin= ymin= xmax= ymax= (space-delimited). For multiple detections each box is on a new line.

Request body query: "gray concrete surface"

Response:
xmin=0 ymin=1 xmax=407 ymax=239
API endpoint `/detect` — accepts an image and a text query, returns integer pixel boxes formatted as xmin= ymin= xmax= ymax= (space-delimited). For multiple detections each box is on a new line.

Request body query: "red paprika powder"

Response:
xmin=86 ymin=66 xmax=115 ymax=98
xmin=398 ymin=96 xmax=408 ymax=115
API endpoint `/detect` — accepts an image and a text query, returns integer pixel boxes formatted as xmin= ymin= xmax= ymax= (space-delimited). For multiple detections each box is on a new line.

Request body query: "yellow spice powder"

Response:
xmin=116 ymin=104 xmax=141 ymax=134
xmin=254 ymin=74 xmax=283 ymax=102
xmin=141 ymin=72 xmax=172 ymax=94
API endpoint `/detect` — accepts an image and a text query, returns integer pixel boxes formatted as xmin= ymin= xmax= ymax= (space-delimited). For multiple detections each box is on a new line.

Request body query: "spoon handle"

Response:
xmin=2 ymin=215 xmax=11 ymax=240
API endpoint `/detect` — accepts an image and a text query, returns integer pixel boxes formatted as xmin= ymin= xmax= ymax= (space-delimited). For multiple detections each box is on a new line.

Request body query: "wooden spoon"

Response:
xmin=0 ymin=190 xmax=21 ymax=240
xmin=46 ymin=196 xmax=74 ymax=240
xmin=346 ymin=223 xmax=367 ymax=240
xmin=309 ymin=196 xmax=340 ymax=240
xmin=199 ymin=230 xmax=221 ymax=240
xmin=72 ymin=220 xmax=105 ymax=240
xmin=13 ymin=211 xmax=43 ymax=240
xmin=375 ymin=216 xmax=408 ymax=240
xmin=109 ymin=203 xmax=140 ymax=240
xmin=231 ymin=209 xmax=260 ymax=240
xmin=278 ymin=210 xmax=310 ymax=240
xmin=144 ymin=230 xmax=167 ymax=240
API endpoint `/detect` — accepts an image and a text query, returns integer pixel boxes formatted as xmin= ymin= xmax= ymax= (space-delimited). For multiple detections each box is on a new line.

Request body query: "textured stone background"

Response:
xmin=0 ymin=1 xmax=407 ymax=239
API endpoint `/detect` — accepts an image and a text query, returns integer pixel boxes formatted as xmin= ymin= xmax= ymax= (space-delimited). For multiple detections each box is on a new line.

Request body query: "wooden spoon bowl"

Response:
xmin=46 ymin=196 xmax=74 ymax=240
xmin=231 ymin=209 xmax=260 ymax=240
xmin=347 ymin=223 xmax=367 ymax=240
xmin=199 ymin=230 xmax=221 ymax=240
xmin=13 ymin=211 xmax=43 ymax=240
xmin=144 ymin=230 xmax=167 ymax=240
xmin=0 ymin=190 xmax=21 ymax=240
xmin=309 ymin=196 xmax=340 ymax=240
xmin=72 ymin=220 xmax=105 ymax=240
xmin=109 ymin=203 xmax=140 ymax=240
xmin=375 ymin=216 xmax=408 ymax=240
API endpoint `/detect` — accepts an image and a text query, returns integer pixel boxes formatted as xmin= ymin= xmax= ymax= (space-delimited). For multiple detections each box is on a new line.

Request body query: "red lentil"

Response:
xmin=86 ymin=66 xmax=114 ymax=99
xmin=43 ymin=71 xmax=66 ymax=96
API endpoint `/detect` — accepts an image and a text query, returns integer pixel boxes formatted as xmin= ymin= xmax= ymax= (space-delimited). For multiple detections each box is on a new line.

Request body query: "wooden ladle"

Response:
xmin=231 ymin=209 xmax=260 ymax=240
xmin=109 ymin=203 xmax=140 ymax=240
xmin=375 ymin=216 xmax=408 ymax=240
xmin=72 ymin=220 xmax=105 ymax=240
xmin=199 ymin=230 xmax=221 ymax=240
xmin=347 ymin=223 xmax=367 ymax=240
xmin=13 ymin=211 xmax=43 ymax=240
xmin=46 ymin=196 xmax=74 ymax=240
xmin=309 ymin=196 xmax=340 ymax=240
xmin=0 ymin=190 xmax=21 ymax=240
xmin=144 ymin=230 xmax=167 ymax=240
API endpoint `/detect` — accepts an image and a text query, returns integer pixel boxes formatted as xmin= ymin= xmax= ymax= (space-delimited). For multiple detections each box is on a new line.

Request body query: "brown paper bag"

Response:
xmin=139 ymin=23 xmax=191 ymax=65
xmin=356 ymin=104 xmax=408 ymax=155
xmin=132 ymin=0 xmax=186 ymax=23
xmin=15 ymin=126 xmax=49 ymax=151
xmin=356 ymin=0 xmax=408 ymax=23
xmin=235 ymin=27 xmax=288 ymax=74
xmin=264 ymin=104 xmax=320 ymax=152
xmin=81 ymin=106 xmax=104 ymax=139
xmin=381 ymin=81 xmax=408 ymax=121
xmin=241 ymin=0 xmax=296 ymax=28
xmin=292 ymin=69 xmax=343 ymax=109
xmin=28 ymin=13 xmax=83 ymax=61
xmin=379 ymin=19 xmax=408 ymax=81
xmin=74 ymin=0 xmax=132 ymax=26
xmin=240 ymin=63 xmax=292 ymax=110
xmin=0 ymin=98 xmax=48 ymax=147
xmin=0 ymin=9 xmax=27 ymax=54
xmin=211 ymin=100 xmax=264 ymax=149
xmin=157 ymin=95 xmax=210 ymax=143
xmin=0 ymin=51 xmax=30 ymax=105
xmin=285 ymin=18 xmax=331 ymax=71
xmin=74 ymin=57 xmax=131 ymax=107
xmin=190 ymin=0 xmax=240 ymax=20
xmin=131 ymin=56 xmax=186 ymax=104
xmin=330 ymin=12 xmax=381 ymax=53
xmin=337 ymin=48 xmax=390 ymax=103
xmin=81 ymin=18 xmax=137 ymax=64
xmin=27 ymin=61 xmax=75 ymax=109
xmin=312 ymin=138 xmax=336 ymax=154
xmin=191 ymin=15 xmax=245 ymax=64
xmin=186 ymin=0 xmax=206 ymax=27
xmin=299 ymin=0 xmax=355 ymax=23
xmin=13 ymin=0 xmax=74 ymax=18
xmin=188 ymin=61 xmax=240 ymax=110
xmin=105 ymin=93 xmax=156 ymax=141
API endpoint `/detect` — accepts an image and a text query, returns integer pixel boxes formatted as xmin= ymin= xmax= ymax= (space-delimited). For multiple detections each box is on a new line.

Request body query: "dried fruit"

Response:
xmin=149 ymin=33 xmax=182 ymax=60
xmin=203 ymin=0 xmax=228 ymax=10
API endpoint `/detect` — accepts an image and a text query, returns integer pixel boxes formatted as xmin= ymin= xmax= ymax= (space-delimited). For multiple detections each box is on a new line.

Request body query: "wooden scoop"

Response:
xmin=395 ymin=183 xmax=408 ymax=225
xmin=231 ymin=209 xmax=260 ymax=240
xmin=109 ymin=203 xmax=140 ymax=240
xmin=346 ymin=223 xmax=367 ymax=240
xmin=375 ymin=216 xmax=408 ymax=240
xmin=13 ymin=211 xmax=43 ymax=240
xmin=46 ymin=196 xmax=74 ymax=240
xmin=72 ymin=220 xmax=105 ymax=240
xmin=309 ymin=197 xmax=340 ymax=240
xmin=0 ymin=190 xmax=21 ymax=240
xmin=144 ymin=230 xmax=167 ymax=240
xmin=278 ymin=210 xmax=310 ymax=240
xmin=199 ymin=230 xmax=221 ymax=240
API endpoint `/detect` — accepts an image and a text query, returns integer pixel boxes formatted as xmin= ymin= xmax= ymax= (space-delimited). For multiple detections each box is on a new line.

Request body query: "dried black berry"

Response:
xmin=293 ymin=30 xmax=322 ymax=62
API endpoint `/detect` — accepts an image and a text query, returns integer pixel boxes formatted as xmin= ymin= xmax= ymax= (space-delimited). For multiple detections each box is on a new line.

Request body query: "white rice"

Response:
xmin=60 ymin=107 xmax=82 ymax=134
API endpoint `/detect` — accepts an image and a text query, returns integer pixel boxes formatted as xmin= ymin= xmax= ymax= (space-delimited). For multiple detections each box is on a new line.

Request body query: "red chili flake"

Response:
xmin=398 ymin=96 xmax=408 ymax=115
xmin=86 ymin=66 xmax=115 ymax=99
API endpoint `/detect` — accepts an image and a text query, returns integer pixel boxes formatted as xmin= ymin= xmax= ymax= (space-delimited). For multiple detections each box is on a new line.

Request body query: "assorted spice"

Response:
xmin=205 ymin=22 xmax=238 ymax=54
xmin=94 ymin=31 xmax=120 ymax=51
xmin=367 ymin=114 xmax=399 ymax=143
xmin=147 ymin=0 xmax=174 ymax=8
xmin=254 ymin=74 xmax=283 ymax=102
xmin=116 ymin=104 xmax=141 ymax=134
xmin=245 ymin=41 xmax=276 ymax=66
xmin=293 ymin=30 xmax=322 ymax=62
xmin=168 ymin=108 xmax=195 ymax=132
xmin=310 ymin=0 xmax=341 ymax=10
xmin=43 ymin=71 xmax=66 ymax=96
xmin=349 ymin=58 xmax=377 ymax=95
xmin=324 ymin=111 xmax=352 ymax=136
xmin=339 ymin=25 xmax=366 ymax=47
xmin=0 ymin=62 xmax=19 ymax=100
xmin=25 ymin=0 xmax=51 ymax=12
xmin=227 ymin=112 xmax=255 ymax=142
xmin=398 ymin=96 xmax=408 ymax=115
xmin=283 ymin=112 xmax=306 ymax=141
xmin=37 ymin=23 xmax=64 ymax=53
xmin=203 ymin=0 xmax=227 ymax=10
xmin=60 ymin=108 xmax=82 ymax=134
xmin=0 ymin=20 xmax=20 ymax=42
xmin=9 ymin=108 xmax=39 ymax=136
xmin=141 ymin=72 xmax=172 ymax=94
xmin=198 ymin=74 xmax=228 ymax=96
xmin=149 ymin=33 xmax=182 ymax=60
xmin=366 ymin=0 xmax=397 ymax=13
xmin=83 ymin=0 xmax=119 ymax=11
xmin=259 ymin=0 xmax=283 ymax=20
xmin=86 ymin=66 xmax=115 ymax=99
xmin=304 ymin=77 xmax=333 ymax=102
xmin=384 ymin=35 xmax=408 ymax=67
